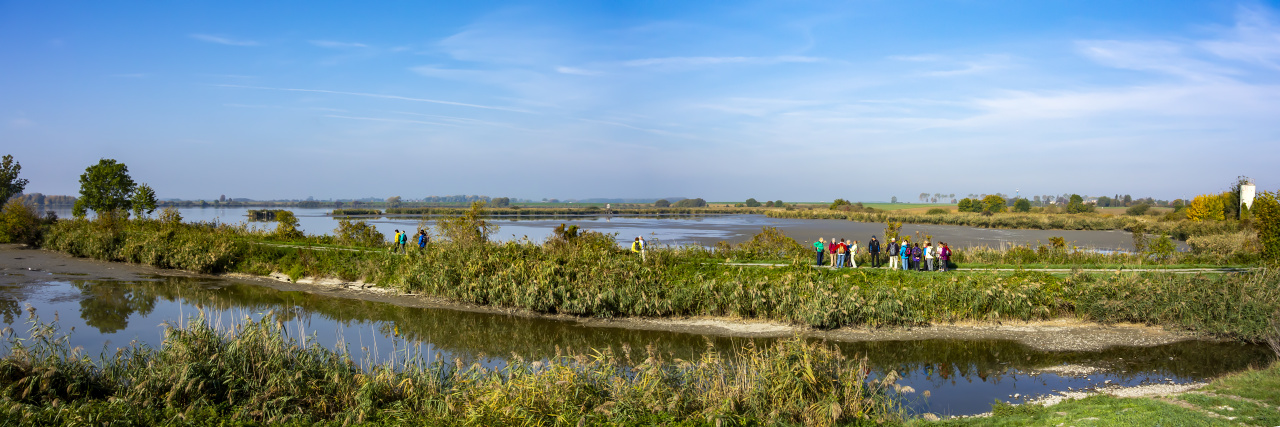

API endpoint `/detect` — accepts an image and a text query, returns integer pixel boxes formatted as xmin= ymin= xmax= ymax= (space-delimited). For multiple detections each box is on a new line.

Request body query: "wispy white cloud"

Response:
xmin=621 ymin=55 xmax=824 ymax=68
xmin=214 ymin=84 xmax=534 ymax=114
xmin=555 ymin=66 xmax=601 ymax=76
xmin=1199 ymin=4 xmax=1280 ymax=70
xmin=388 ymin=111 xmax=533 ymax=131
xmin=1076 ymin=40 xmax=1239 ymax=81
xmin=310 ymin=40 xmax=368 ymax=49
xmin=189 ymin=34 xmax=259 ymax=46
xmin=888 ymin=54 xmax=944 ymax=62
xmin=575 ymin=118 xmax=708 ymax=142
xmin=324 ymin=115 xmax=459 ymax=127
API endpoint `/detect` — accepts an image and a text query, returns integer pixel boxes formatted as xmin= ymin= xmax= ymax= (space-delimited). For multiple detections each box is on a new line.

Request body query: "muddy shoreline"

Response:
xmin=0 ymin=244 xmax=1205 ymax=352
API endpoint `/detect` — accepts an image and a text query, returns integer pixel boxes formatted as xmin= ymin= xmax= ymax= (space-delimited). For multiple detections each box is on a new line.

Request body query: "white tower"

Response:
xmin=1241 ymin=181 xmax=1256 ymax=209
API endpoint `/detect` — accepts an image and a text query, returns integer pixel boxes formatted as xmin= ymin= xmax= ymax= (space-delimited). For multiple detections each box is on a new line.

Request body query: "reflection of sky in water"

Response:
xmin=2 ymin=279 xmax=491 ymax=371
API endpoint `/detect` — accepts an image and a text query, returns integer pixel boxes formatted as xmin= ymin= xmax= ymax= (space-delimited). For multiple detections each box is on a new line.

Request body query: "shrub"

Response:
xmin=1126 ymin=204 xmax=1151 ymax=216
xmin=1186 ymin=231 xmax=1259 ymax=262
xmin=434 ymin=201 xmax=497 ymax=245
xmin=653 ymin=199 xmax=670 ymax=207
xmin=273 ymin=211 xmax=303 ymax=239
xmin=0 ymin=199 xmax=43 ymax=245
xmin=672 ymin=198 xmax=706 ymax=208
xmin=334 ymin=219 xmax=385 ymax=247
xmin=982 ymin=195 xmax=1006 ymax=213
xmin=925 ymin=208 xmax=948 ymax=215
xmin=1013 ymin=198 xmax=1031 ymax=212
xmin=1253 ymin=191 xmax=1280 ymax=260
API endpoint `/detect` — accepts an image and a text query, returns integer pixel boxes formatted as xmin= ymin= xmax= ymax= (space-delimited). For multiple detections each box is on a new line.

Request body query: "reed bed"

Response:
xmin=766 ymin=209 xmax=1240 ymax=238
xmin=0 ymin=316 xmax=904 ymax=425
xmin=37 ymin=219 xmax=1280 ymax=341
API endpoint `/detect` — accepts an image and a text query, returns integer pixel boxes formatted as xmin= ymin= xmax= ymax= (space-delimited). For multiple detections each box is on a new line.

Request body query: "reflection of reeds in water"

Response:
xmin=0 ymin=313 xmax=904 ymax=425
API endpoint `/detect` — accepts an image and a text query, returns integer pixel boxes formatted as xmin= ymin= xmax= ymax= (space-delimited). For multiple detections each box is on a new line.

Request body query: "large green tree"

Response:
xmin=0 ymin=154 xmax=28 ymax=203
xmin=73 ymin=159 xmax=136 ymax=218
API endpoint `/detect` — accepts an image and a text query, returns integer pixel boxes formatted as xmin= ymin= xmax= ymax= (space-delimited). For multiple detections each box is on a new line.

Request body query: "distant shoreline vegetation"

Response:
xmin=330 ymin=206 xmax=763 ymax=217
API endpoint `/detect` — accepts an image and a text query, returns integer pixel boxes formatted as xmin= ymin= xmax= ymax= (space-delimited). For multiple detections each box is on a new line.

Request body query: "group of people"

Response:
xmin=390 ymin=229 xmax=430 ymax=254
xmin=813 ymin=236 xmax=952 ymax=271
xmin=630 ymin=236 xmax=647 ymax=261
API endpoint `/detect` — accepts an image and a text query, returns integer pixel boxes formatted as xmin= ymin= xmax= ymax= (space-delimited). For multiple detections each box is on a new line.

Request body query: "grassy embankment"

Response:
xmin=37 ymin=217 xmax=1280 ymax=341
xmin=912 ymin=358 xmax=1280 ymax=426
xmin=0 ymin=315 xmax=904 ymax=425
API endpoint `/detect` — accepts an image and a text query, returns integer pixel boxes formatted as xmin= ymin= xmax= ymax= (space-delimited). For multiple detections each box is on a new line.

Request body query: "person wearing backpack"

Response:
xmin=899 ymin=240 xmax=910 ymax=271
xmin=887 ymin=237 xmax=900 ymax=270
xmin=417 ymin=230 xmax=428 ymax=250
xmin=398 ymin=229 xmax=408 ymax=253
xmin=911 ymin=243 xmax=922 ymax=271
xmin=835 ymin=239 xmax=847 ymax=269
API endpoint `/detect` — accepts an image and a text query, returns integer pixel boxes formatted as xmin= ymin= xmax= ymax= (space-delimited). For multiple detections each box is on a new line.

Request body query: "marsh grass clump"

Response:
xmin=0 ymin=317 xmax=904 ymax=425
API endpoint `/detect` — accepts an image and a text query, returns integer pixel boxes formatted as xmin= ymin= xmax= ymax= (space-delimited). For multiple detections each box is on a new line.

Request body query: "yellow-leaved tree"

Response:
xmin=1185 ymin=193 xmax=1226 ymax=221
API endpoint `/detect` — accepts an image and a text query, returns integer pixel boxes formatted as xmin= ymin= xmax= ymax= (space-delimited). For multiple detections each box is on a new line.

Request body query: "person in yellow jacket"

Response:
xmin=631 ymin=236 xmax=646 ymax=261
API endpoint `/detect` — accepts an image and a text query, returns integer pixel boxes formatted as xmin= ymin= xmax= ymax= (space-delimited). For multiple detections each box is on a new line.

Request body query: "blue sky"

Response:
xmin=3 ymin=1 xmax=1278 ymax=202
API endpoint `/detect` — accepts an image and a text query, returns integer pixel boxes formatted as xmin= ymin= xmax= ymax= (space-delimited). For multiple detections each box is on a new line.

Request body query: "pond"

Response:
xmin=1 ymin=250 xmax=1266 ymax=417
xmin=51 ymin=207 xmax=1172 ymax=251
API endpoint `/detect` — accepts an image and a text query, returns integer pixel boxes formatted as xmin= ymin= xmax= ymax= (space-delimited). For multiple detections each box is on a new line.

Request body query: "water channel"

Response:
xmin=1 ymin=246 xmax=1266 ymax=417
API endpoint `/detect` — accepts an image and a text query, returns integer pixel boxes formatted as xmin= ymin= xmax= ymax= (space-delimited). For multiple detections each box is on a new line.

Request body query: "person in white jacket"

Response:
xmin=849 ymin=240 xmax=859 ymax=268
xmin=924 ymin=242 xmax=935 ymax=271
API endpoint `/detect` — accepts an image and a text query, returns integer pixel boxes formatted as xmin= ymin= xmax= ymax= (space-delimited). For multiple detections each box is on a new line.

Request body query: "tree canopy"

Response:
xmin=73 ymin=159 xmax=136 ymax=218
xmin=0 ymin=155 xmax=28 ymax=203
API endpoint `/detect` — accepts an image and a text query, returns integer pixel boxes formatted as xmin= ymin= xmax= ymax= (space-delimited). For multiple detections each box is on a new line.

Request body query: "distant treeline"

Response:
xmin=14 ymin=193 xmax=76 ymax=208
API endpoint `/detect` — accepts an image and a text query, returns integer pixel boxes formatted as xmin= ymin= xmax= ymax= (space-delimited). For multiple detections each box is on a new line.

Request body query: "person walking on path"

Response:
xmin=814 ymin=238 xmax=826 ymax=266
xmin=391 ymin=230 xmax=401 ymax=253
xmin=868 ymin=236 xmax=881 ymax=268
xmin=924 ymin=242 xmax=935 ymax=271
xmin=835 ymin=239 xmax=848 ymax=269
xmin=939 ymin=242 xmax=951 ymax=271
xmin=417 ymin=230 xmax=428 ymax=250
xmin=398 ymin=230 xmax=408 ymax=254
xmin=887 ymin=238 xmax=900 ymax=270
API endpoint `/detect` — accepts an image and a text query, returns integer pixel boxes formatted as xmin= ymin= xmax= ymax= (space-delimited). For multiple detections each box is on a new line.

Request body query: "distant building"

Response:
xmin=1242 ymin=180 xmax=1256 ymax=209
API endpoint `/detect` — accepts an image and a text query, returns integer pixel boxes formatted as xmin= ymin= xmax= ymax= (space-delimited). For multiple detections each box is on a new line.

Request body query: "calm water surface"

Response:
xmin=0 ymin=268 xmax=1265 ymax=416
